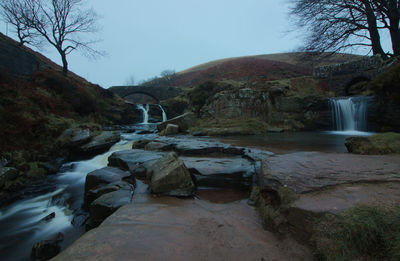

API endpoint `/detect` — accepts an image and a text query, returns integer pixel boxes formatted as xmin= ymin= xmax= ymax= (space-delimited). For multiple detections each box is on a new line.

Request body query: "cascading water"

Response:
xmin=137 ymin=104 xmax=150 ymax=124
xmin=329 ymin=96 xmax=373 ymax=135
xmin=137 ymin=104 xmax=167 ymax=124
xmin=158 ymin=105 xmax=167 ymax=122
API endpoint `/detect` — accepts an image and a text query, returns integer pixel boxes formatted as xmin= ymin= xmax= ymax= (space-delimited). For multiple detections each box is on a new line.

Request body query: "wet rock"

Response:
xmin=136 ymin=130 xmax=155 ymax=135
xmin=76 ymin=131 xmax=120 ymax=159
xmin=108 ymin=150 xmax=164 ymax=173
xmin=84 ymin=167 xmax=132 ymax=195
xmin=144 ymin=141 xmax=174 ymax=151
xmin=345 ymin=132 xmax=400 ymax=155
xmin=41 ymin=212 xmax=56 ymax=222
xmin=85 ymin=181 xmax=134 ymax=209
xmin=261 ymin=152 xmax=400 ymax=194
xmin=182 ymin=156 xmax=255 ymax=188
xmin=0 ymin=167 xmax=19 ymax=188
xmin=31 ymin=240 xmax=60 ymax=261
xmin=0 ymin=157 xmax=8 ymax=168
xmin=172 ymin=139 xmax=244 ymax=156
xmin=53 ymin=199 xmax=312 ymax=261
xmin=164 ymin=124 xmax=179 ymax=136
xmin=148 ymin=152 xmax=195 ymax=196
xmin=57 ymin=128 xmax=91 ymax=147
xmin=132 ymin=139 xmax=152 ymax=149
xmin=39 ymin=158 xmax=65 ymax=175
xmin=89 ymin=189 xmax=133 ymax=228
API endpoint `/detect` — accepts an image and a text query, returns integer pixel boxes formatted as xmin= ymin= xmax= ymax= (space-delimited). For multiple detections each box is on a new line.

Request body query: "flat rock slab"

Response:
xmin=54 ymin=198 xmax=311 ymax=261
xmin=262 ymin=152 xmax=400 ymax=193
xmin=292 ymin=182 xmax=400 ymax=215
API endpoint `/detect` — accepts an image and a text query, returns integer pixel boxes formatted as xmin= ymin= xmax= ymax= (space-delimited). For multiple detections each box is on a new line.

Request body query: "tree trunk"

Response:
xmin=363 ymin=1 xmax=387 ymax=58
xmin=60 ymin=51 xmax=68 ymax=75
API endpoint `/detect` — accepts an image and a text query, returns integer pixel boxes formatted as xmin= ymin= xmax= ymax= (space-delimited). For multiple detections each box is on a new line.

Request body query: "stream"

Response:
xmin=0 ymin=99 xmax=375 ymax=260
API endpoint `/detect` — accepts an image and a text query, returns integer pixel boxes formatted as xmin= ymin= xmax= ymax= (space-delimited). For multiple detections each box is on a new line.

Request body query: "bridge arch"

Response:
xmin=109 ymin=85 xmax=181 ymax=102
xmin=122 ymin=91 xmax=160 ymax=103
xmin=344 ymin=76 xmax=370 ymax=95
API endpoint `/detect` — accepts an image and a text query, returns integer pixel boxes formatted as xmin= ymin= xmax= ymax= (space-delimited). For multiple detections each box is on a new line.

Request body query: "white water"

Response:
xmin=0 ymin=133 xmax=141 ymax=260
xmin=329 ymin=96 xmax=374 ymax=136
xmin=137 ymin=104 xmax=150 ymax=124
xmin=137 ymin=104 xmax=167 ymax=124
xmin=158 ymin=105 xmax=168 ymax=122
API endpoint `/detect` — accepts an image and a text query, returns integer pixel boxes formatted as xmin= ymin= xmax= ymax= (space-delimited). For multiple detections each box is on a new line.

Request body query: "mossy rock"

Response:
xmin=345 ymin=132 xmax=400 ymax=155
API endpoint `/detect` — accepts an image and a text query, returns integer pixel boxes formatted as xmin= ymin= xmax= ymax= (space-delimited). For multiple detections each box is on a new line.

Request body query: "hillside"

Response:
xmin=0 ymin=33 xmax=140 ymax=203
xmin=143 ymin=53 xmax=362 ymax=90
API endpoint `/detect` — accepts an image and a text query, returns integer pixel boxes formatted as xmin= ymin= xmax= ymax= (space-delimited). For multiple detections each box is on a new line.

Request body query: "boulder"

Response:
xmin=157 ymin=112 xmax=197 ymax=133
xmin=89 ymin=189 xmax=133 ymax=228
xmin=0 ymin=157 xmax=8 ymax=168
xmin=181 ymin=156 xmax=255 ymax=188
xmin=345 ymin=132 xmax=400 ymax=155
xmin=57 ymin=128 xmax=91 ymax=147
xmin=144 ymin=141 xmax=175 ymax=151
xmin=77 ymin=131 xmax=120 ymax=158
xmin=148 ymin=152 xmax=195 ymax=196
xmin=31 ymin=240 xmax=60 ymax=261
xmin=164 ymin=124 xmax=179 ymax=136
xmin=108 ymin=150 xmax=164 ymax=173
xmin=85 ymin=181 xmax=134 ymax=209
xmin=132 ymin=139 xmax=152 ymax=149
xmin=0 ymin=167 xmax=19 ymax=188
xmin=84 ymin=167 xmax=132 ymax=195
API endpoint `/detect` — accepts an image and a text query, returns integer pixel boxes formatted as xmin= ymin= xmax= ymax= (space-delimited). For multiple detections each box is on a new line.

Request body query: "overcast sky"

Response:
xmin=1 ymin=0 xmax=303 ymax=88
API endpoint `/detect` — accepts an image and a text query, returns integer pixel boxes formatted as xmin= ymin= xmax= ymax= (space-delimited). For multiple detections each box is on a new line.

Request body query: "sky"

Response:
xmin=0 ymin=0 xmax=303 ymax=88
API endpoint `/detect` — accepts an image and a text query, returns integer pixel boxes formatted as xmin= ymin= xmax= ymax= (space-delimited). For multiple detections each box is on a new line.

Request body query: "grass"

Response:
xmin=346 ymin=132 xmax=400 ymax=154
xmin=314 ymin=205 xmax=400 ymax=260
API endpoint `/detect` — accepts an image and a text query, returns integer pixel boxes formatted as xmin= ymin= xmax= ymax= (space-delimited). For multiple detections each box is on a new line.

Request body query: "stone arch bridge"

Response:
xmin=109 ymin=85 xmax=181 ymax=103
xmin=313 ymin=55 xmax=392 ymax=96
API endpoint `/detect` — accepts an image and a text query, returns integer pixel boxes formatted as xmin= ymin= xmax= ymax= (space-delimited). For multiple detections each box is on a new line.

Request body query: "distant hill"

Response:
xmin=143 ymin=52 xmax=363 ymax=89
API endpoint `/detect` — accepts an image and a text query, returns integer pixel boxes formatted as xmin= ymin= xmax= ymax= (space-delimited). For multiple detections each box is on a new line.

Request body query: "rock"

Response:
xmin=148 ymin=152 xmax=195 ymax=196
xmin=181 ymin=156 xmax=255 ymax=188
xmin=157 ymin=112 xmax=197 ymax=133
xmin=0 ymin=167 xmax=19 ymax=188
xmin=136 ymin=130 xmax=155 ymax=135
xmin=77 ymin=131 xmax=120 ymax=159
xmin=256 ymin=151 xmax=400 ymax=244
xmin=85 ymin=181 xmax=134 ymax=209
xmin=144 ymin=141 xmax=175 ymax=151
xmin=41 ymin=212 xmax=56 ymax=222
xmin=53 ymin=199 xmax=312 ymax=261
xmin=345 ymin=132 xmax=400 ymax=155
xmin=89 ymin=189 xmax=133 ymax=228
xmin=164 ymin=124 xmax=179 ymax=136
xmin=57 ymin=128 xmax=92 ymax=147
xmin=132 ymin=139 xmax=152 ymax=149
xmin=261 ymin=152 xmax=400 ymax=194
xmin=0 ymin=157 xmax=8 ymax=168
xmin=84 ymin=167 xmax=132 ymax=195
xmin=39 ymin=157 xmax=65 ymax=175
xmin=108 ymin=150 xmax=164 ymax=173
xmin=31 ymin=240 xmax=60 ymax=261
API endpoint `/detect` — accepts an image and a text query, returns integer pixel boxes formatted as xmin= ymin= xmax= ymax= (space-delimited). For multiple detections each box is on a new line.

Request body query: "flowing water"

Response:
xmin=158 ymin=105 xmax=167 ymax=122
xmin=136 ymin=104 xmax=150 ymax=124
xmin=329 ymin=96 xmax=374 ymax=136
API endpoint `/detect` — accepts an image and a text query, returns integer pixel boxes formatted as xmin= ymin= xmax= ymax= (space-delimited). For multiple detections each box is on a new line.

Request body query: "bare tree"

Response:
xmin=1 ymin=0 xmax=102 ymax=75
xmin=1 ymin=0 xmax=41 ymax=46
xmin=125 ymin=74 xmax=135 ymax=85
xmin=160 ymin=69 xmax=176 ymax=87
xmin=289 ymin=0 xmax=399 ymax=58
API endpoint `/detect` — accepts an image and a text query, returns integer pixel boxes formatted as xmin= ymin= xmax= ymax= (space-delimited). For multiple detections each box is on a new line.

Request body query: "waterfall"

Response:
xmin=329 ymin=96 xmax=373 ymax=135
xmin=137 ymin=104 xmax=149 ymax=124
xmin=159 ymin=105 xmax=167 ymax=122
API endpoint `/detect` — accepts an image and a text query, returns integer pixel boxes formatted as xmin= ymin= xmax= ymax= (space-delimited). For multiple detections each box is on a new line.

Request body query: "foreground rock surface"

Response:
xmin=261 ymin=152 xmax=400 ymax=193
xmin=54 ymin=198 xmax=311 ymax=261
xmin=258 ymin=151 xmax=400 ymax=243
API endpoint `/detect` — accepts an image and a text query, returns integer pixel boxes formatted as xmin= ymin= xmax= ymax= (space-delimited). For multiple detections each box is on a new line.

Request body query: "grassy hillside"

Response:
xmin=0 ymin=34 xmax=139 ymax=202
